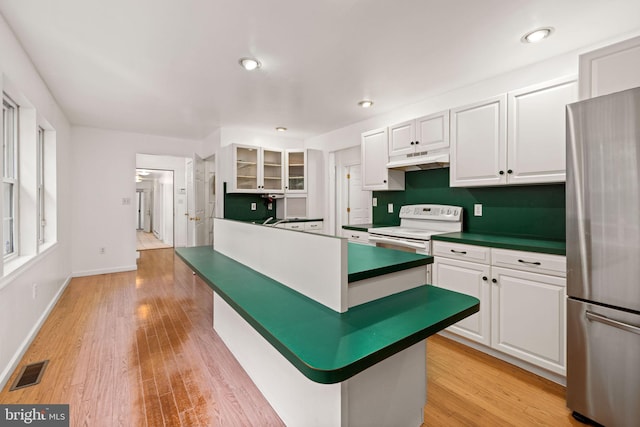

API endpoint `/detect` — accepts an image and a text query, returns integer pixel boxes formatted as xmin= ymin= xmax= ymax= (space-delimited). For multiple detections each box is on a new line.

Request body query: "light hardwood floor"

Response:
xmin=1 ymin=248 xmax=582 ymax=426
xmin=136 ymin=230 xmax=173 ymax=251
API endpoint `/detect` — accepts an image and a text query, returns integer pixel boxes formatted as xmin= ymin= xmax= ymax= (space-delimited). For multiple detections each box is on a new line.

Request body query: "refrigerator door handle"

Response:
xmin=586 ymin=310 xmax=640 ymax=336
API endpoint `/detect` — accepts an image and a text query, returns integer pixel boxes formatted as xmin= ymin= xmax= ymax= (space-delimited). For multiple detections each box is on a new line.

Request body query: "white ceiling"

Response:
xmin=1 ymin=0 xmax=640 ymax=140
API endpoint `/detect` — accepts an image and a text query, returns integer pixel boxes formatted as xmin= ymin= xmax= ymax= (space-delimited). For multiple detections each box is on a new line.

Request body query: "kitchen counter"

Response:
xmin=175 ymin=246 xmax=478 ymax=384
xmin=250 ymin=217 xmax=323 ymax=224
xmin=431 ymin=232 xmax=566 ymax=255
xmin=348 ymin=242 xmax=432 ymax=282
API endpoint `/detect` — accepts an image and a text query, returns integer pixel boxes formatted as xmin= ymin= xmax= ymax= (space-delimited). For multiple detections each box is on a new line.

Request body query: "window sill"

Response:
xmin=0 ymin=241 xmax=59 ymax=290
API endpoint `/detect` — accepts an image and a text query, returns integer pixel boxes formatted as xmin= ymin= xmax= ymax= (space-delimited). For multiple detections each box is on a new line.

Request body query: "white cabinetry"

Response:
xmin=433 ymin=241 xmax=567 ymax=376
xmin=361 ymin=128 xmax=405 ymax=191
xmin=450 ymin=95 xmax=507 ymax=187
xmin=388 ymin=110 xmax=450 ymax=157
xmin=579 ymin=35 xmax=640 ymax=100
xmin=342 ymin=229 xmax=372 ymax=245
xmin=285 ymin=149 xmax=306 ymax=193
xmin=450 ymin=77 xmax=577 ymax=187
xmin=229 ymin=144 xmax=284 ymax=193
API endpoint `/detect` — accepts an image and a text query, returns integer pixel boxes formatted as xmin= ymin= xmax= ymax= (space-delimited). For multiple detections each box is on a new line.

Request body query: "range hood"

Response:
xmin=386 ymin=151 xmax=449 ymax=171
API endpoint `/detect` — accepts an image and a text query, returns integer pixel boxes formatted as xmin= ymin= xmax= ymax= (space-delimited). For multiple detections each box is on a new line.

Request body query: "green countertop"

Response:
xmin=342 ymin=223 xmax=374 ymax=232
xmin=348 ymin=242 xmax=432 ymax=283
xmin=176 ymin=246 xmax=479 ymax=384
xmin=431 ymin=232 xmax=566 ymax=255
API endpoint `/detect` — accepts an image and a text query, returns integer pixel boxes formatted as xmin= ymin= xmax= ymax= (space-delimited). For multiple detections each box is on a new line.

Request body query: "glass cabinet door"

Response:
xmin=235 ymin=146 xmax=259 ymax=191
xmin=286 ymin=150 xmax=306 ymax=192
xmin=262 ymin=149 xmax=283 ymax=191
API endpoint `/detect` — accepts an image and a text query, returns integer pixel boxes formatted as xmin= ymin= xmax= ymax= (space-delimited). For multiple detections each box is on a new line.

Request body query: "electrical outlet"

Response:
xmin=372 ymin=198 xmax=377 ymax=207
xmin=122 ymin=197 xmax=131 ymax=205
xmin=32 ymin=283 xmax=38 ymax=300
xmin=99 ymin=247 xmax=106 ymax=254
xmin=474 ymin=204 xmax=483 ymax=216
xmin=388 ymin=203 xmax=394 ymax=214
xmin=267 ymin=202 xmax=273 ymax=210
xmin=251 ymin=202 xmax=257 ymax=211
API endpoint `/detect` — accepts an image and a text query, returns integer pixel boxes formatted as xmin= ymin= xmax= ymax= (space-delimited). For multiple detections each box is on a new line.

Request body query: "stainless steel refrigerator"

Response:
xmin=566 ymin=86 xmax=640 ymax=427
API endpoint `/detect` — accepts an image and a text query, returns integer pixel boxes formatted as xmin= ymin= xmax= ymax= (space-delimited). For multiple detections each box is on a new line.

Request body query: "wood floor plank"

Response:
xmin=1 ymin=248 xmax=583 ymax=426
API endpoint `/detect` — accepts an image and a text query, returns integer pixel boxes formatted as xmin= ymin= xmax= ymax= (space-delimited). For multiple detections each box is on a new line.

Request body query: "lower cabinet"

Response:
xmin=432 ymin=241 xmax=566 ymax=376
xmin=342 ymin=229 xmax=373 ymax=245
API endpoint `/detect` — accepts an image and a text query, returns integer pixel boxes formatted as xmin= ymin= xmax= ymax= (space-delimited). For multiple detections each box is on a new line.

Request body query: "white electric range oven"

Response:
xmin=368 ymin=204 xmax=463 ymax=281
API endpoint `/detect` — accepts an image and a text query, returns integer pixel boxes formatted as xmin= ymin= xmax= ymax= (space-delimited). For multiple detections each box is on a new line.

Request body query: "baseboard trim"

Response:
xmin=0 ymin=274 xmax=73 ymax=391
xmin=72 ymin=264 xmax=137 ymax=277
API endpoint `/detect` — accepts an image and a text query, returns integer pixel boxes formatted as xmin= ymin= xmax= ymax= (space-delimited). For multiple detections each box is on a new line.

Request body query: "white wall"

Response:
xmin=0 ymin=14 xmax=73 ymax=389
xmin=70 ymin=127 xmax=202 ymax=276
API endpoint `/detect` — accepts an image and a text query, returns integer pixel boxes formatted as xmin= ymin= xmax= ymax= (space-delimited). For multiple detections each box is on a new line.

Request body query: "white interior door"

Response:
xmin=186 ymin=155 xmax=206 ymax=247
xmin=344 ymin=164 xmax=372 ymax=225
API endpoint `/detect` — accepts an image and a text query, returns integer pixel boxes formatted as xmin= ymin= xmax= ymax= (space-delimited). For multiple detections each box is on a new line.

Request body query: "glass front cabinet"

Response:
xmin=231 ymin=144 xmax=284 ymax=193
xmin=285 ymin=149 xmax=307 ymax=193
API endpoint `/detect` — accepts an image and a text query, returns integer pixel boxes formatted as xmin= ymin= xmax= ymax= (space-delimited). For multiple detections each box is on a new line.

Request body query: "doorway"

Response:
xmin=136 ymin=168 xmax=174 ymax=250
xmin=333 ymin=146 xmax=372 ymax=233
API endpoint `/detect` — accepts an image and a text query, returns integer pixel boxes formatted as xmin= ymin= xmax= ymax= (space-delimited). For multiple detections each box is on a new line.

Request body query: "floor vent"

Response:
xmin=9 ymin=360 xmax=49 ymax=391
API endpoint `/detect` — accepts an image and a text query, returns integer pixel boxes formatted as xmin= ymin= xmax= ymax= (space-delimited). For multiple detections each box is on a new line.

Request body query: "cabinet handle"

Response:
xmin=491 ymin=278 xmax=497 ymax=283
xmin=518 ymin=259 xmax=541 ymax=266
xmin=499 ymin=170 xmax=505 ymax=175
xmin=383 ymin=180 xmax=387 ymax=183
xmin=507 ymin=169 xmax=513 ymax=174
xmin=410 ymin=141 xmax=415 ymax=145
xmin=482 ymin=276 xmax=488 ymax=281
xmin=450 ymin=249 xmax=467 ymax=255
xmin=415 ymin=140 xmax=419 ymax=144
xmin=351 ymin=235 xmax=360 ymax=239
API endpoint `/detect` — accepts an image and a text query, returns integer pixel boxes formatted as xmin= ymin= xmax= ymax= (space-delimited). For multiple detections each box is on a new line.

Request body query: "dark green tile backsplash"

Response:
xmin=373 ymin=168 xmax=565 ymax=240
xmin=223 ymin=183 xmax=276 ymax=221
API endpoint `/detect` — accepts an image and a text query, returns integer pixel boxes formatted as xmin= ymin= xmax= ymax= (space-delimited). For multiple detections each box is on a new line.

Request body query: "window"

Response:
xmin=37 ymin=126 xmax=45 ymax=245
xmin=2 ymin=95 xmax=18 ymax=258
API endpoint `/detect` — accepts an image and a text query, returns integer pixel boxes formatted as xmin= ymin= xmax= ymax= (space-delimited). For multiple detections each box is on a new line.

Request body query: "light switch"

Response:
xmin=474 ymin=204 xmax=483 ymax=216
xmin=388 ymin=203 xmax=394 ymax=214
xmin=372 ymin=197 xmax=377 ymax=207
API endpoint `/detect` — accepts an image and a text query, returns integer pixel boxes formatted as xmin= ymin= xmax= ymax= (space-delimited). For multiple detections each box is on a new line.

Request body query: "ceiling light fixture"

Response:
xmin=275 ymin=127 xmax=287 ymax=132
xmin=358 ymin=100 xmax=374 ymax=108
xmin=239 ymin=57 xmax=261 ymax=71
xmin=521 ymin=27 xmax=554 ymax=44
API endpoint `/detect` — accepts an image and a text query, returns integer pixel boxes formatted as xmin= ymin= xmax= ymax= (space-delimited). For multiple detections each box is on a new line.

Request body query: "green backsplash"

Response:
xmin=373 ymin=168 xmax=565 ymax=240
xmin=223 ymin=182 xmax=276 ymax=221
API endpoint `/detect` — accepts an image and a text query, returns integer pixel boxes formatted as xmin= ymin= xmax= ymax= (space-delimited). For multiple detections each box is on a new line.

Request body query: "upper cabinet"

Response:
xmin=285 ymin=149 xmax=307 ymax=193
xmin=579 ymin=35 xmax=640 ymax=100
xmin=388 ymin=110 xmax=450 ymax=158
xmin=229 ymin=144 xmax=284 ymax=193
xmin=450 ymin=76 xmax=578 ymax=187
xmin=450 ymin=95 xmax=507 ymax=187
xmin=361 ymin=127 xmax=405 ymax=191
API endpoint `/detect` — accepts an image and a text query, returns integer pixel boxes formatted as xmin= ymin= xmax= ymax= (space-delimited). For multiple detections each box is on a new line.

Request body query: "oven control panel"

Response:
xmin=399 ymin=204 xmax=462 ymax=221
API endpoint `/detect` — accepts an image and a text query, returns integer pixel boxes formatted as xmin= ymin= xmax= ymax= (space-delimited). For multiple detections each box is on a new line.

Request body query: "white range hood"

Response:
xmin=386 ymin=151 xmax=449 ymax=171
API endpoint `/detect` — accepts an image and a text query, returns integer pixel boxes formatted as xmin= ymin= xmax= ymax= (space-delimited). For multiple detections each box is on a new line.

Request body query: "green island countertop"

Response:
xmin=348 ymin=243 xmax=432 ymax=282
xmin=431 ymin=232 xmax=566 ymax=255
xmin=175 ymin=246 xmax=479 ymax=384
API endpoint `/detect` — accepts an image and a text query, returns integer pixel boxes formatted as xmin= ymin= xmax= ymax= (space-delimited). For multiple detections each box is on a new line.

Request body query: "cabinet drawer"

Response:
xmin=491 ymin=248 xmax=566 ymax=278
xmin=342 ymin=229 xmax=370 ymax=244
xmin=304 ymin=221 xmax=323 ymax=233
xmin=432 ymin=241 xmax=490 ymax=264
xmin=284 ymin=222 xmax=305 ymax=231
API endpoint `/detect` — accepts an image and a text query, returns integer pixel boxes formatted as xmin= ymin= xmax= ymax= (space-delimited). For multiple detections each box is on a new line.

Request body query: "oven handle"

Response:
xmin=368 ymin=235 xmax=426 ymax=250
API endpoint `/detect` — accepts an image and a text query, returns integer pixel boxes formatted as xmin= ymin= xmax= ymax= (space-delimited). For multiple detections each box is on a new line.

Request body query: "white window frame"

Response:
xmin=37 ymin=125 xmax=45 ymax=245
xmin=2 ymin=94 xmax=19 ymax=260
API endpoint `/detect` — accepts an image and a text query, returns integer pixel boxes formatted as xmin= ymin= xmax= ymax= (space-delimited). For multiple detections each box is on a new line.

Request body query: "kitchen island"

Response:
xmin=176 ymin=218 xmax=479 ymax=426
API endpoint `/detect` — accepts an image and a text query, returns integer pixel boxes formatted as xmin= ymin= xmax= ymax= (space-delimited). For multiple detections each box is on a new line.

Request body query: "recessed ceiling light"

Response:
xmin=239 ymin=57 xmax=261 ymax=71
xmin=275 ymin=127 xmax=287 ymax=132
xmin=521 ymin=27 xmax=554 ymax=44
xmin=358 ymin=100 xmax=374 ymax=108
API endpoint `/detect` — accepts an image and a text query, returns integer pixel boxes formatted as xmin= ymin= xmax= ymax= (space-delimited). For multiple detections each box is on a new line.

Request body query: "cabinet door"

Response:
xmin=233 ymin=145 xmax=260 ymax=192
xmin=286 ymin=149 xmax=306 ymax=193
xmin=579 ymin=35 xmax=640 ymax=99
xmin=361 ymin=128 xmax=405 ymax=190
xmin=261 ymin=148 xmax=284 ymax=192
xmin=491 ymin=267 xmax=566 ymax=375
xmin=388 ymin=120 xmax=416 ymax=157
xmin=433 ymin=257 xmax=491 ymax=346
xmin=507 ymin=77 xmax=577 ymax=185
xmin=415 ymin=110 xmax=449 ymax=152
xmin=450 ymin=95 xmax=507 ymax=187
